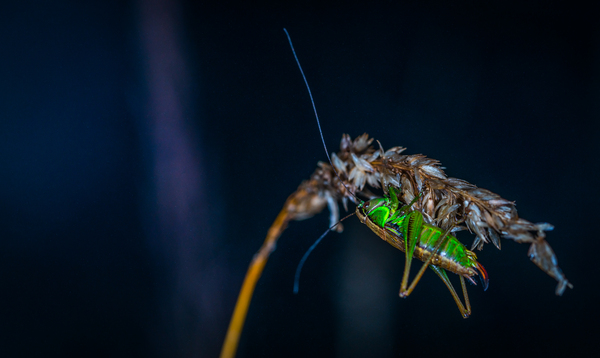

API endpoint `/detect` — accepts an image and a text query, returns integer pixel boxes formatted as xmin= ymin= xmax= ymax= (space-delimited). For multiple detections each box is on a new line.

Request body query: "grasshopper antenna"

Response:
xmin=294 ymin=213 xmax=355 ymax=294
xmin=283 ymin=28 xmax=361 ymax=204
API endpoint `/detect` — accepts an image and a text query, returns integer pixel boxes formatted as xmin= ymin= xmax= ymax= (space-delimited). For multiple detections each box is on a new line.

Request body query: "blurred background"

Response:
xmin=0 ymin=1 xmax=597 ymax=357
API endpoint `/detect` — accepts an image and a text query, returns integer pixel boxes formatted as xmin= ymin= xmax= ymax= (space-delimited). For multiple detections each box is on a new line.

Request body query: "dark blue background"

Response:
xmin=0 ymin=1 xmax=596 ymax=357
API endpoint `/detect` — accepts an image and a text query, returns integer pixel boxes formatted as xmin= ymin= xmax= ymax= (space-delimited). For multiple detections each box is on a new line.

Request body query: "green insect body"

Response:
xmin=356 ymin=186 xmax=488 ymax=318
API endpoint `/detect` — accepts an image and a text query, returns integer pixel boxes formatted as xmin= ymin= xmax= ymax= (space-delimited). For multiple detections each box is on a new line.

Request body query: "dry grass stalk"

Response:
xmin=220 ymin=133 xmax=571 ymax=358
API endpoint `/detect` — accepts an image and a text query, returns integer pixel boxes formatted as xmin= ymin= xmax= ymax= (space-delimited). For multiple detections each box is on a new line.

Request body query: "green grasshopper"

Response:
xmin=356 ymin=186 xmax=488 ymax=318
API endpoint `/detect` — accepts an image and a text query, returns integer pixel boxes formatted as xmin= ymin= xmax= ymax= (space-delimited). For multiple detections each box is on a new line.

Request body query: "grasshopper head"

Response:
xmin=356 ymin=197 xmax=390 ymax=227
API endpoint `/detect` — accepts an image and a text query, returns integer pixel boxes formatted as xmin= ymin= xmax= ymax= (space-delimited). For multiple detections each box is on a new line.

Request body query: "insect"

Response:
xmin=356 ymin=186 xmax=488 ymax=318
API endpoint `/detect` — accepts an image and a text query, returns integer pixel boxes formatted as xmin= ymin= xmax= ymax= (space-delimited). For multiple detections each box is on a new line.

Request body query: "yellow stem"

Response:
xmin=219 ymin=198 xmax=295 ymax=358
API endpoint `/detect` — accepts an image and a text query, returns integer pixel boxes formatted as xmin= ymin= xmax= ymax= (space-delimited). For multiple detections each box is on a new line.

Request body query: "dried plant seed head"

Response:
xmin=286 ymin=133 xmax=571 ymax=295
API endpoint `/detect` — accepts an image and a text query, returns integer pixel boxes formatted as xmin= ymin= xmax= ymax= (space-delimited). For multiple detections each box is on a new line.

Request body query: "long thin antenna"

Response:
xmin=284 ymin=29 xmax=363 ymax=293
xmin=283 ymin=28 xmax=361 ymax=204
xmin=293 ymin=213 xmax=356 ymax=294
xmin=283 ymin=28 xmax=333 ymax=167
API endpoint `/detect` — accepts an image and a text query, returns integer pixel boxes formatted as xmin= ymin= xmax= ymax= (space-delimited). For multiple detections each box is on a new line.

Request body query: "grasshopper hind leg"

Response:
xmin=395 ymin=207 xmax=472 ymax=318
xmin=398 ymin=212 xmax=454 ymax=299
xmin=429 ymin=266 xmax=472 ymax=318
